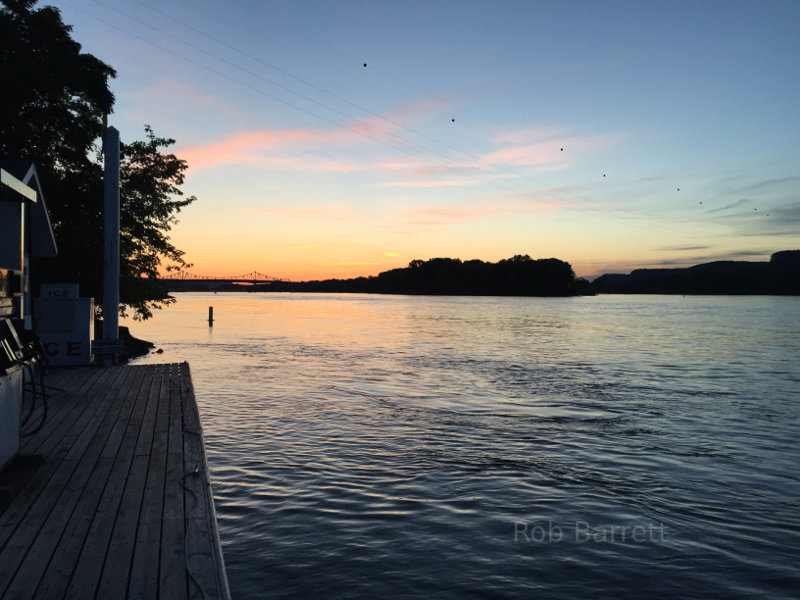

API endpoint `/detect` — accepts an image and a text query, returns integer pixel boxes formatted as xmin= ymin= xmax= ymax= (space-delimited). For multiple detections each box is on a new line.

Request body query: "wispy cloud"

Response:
xmin=727 ymin=249 xmax=775 ymax=258
xmin=398 ymin=198 xmax=563 ymax=227
xmin=318 ymin=261 xmax=379 ymax=266
xmin=386 ymin=129 xmax=622 ymax=191
xmin=491 ymin=126 xmax=565 ymax=145
xmin=705 ymin=198 xmax=750 ymax=214
xmin=713 ymin=200 xmax=800 ymax=238
xmin=379 ymin=178 xmax=478 ymax=188
xmin=176 ymin=98 xmax=447 ymax=172
xmin=656 ymin=245 xmax=712 ymax=251
xmin=647 ymin=248 xmax=775 ymax=268
xmin=178 ymin=129 xmax=322 ymax=170
xmin=735 ymin=225 xmax=800 ymax=238
xmin=579 ymin=247 xmax=778 ymax=278
xmin=401 ymin=204 xmax=499 ymax=226
xmin=481 ymin=131 xmax=621 ymax=170
xmin=249 ymin=204 xmax=361 ymax=221
xmin=126 ymin=76 xmax=243 ymax=122
xmin=771 ymin=201 xmax=800 ymax=224
xmin=729 ymin=176 xmax=800 ymax=196
xmin=178 ymin=103 xmax=622 ymax=199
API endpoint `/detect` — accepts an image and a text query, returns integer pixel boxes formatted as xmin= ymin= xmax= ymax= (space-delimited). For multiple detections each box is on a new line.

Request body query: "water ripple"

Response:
xmin=129 ymin=293 xmax=800 ymax=599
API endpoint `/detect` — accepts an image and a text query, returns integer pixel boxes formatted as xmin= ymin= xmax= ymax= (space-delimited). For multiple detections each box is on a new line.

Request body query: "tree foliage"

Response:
xmin=247 ymin=255 xmax=592 ymax=296
xmin=1 ymin=0 xmax=195 ymax=319
xmin=0 ymin=0 xmax=113 ymax=181
xmin=119 ymin=127 xmax=195 ymax=319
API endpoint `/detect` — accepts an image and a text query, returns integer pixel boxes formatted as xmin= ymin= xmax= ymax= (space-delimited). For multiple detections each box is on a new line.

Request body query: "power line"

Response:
xmin=60 ymin=0 xmax=449 ymax=169
xmin=57 ymin=0 xmax=694 ymax=233
xmin=74 ymin=0 xmax=605 ymax=211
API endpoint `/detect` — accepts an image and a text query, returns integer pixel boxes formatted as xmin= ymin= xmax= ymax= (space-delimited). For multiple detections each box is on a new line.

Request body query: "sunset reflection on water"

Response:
xmin=126 ymin=293 xmax=800 ymax=600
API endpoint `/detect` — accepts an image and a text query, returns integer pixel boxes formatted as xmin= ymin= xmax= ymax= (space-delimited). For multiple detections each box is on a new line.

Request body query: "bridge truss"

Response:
xmin=165 ymin=270 xmax=287 ymax=283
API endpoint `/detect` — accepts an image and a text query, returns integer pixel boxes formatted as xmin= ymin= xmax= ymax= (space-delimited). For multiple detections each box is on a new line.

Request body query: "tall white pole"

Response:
xmin=103 ymin=126 xmax=120 ymax=365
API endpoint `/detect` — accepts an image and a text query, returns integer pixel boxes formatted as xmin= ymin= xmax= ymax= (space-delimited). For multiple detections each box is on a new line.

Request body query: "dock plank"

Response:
xmin=96 ymin=365 xmax=166 ymax=599
xmin=160 ymin=365 xmax=188 ymax=600
xmin=0 ymin=367 xmax=121 ymax=590
xmin=19 ymin=367 xmax=108 ymax=457
xmin=0 ymin=363 xmax=230 ymax=600
xmin=127 ymin=365 xmax=171 ymax=598
xmin=3 ymin=366 xmax=141 ymax=599
xmin=182 ymin=364 xmax=229 ymax=599
xmin=34 ymin=366 xmax=149 ymax=599
xmin=65 ymin=366 xmax=159 ymax=600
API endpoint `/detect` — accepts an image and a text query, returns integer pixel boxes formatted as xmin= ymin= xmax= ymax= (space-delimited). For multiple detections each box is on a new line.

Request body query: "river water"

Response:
xmin=127 ymin=292 xmax=800 ymax=599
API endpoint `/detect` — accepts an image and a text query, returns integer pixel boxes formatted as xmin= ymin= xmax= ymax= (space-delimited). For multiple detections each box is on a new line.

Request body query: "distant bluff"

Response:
xmin=592 ymin=251 xmax=800 ymax=295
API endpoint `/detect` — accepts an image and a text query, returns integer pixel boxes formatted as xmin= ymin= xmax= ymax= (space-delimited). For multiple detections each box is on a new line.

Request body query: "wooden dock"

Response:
xmin=0 ymin=363 xmax=230 ymax=600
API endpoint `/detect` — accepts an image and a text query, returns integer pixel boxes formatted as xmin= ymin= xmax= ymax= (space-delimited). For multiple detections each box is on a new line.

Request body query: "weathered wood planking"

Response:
xmin=181 ymin=365 xmax=229 ymax=600
xmin=0 ymin=363 xmax=230 ymax=600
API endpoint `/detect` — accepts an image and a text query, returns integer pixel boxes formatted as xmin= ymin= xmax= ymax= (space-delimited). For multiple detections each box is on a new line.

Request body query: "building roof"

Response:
xmin=0 ymin=159 xmax=58 ymax=258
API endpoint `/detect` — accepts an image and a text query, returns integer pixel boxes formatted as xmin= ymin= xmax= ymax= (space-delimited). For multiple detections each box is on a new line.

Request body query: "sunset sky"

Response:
xmin=49 ymin=0 xmax=799 ymax=280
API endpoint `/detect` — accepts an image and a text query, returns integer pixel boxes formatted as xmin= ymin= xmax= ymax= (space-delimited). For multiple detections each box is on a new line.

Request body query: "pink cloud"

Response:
xmin=481 ymin=134 xmax=619 ymax=169
xmin=398 ymin=198 xmax=565 ymax=227
xmin=177 ymin=129 xmax=318 ymax=169
xmin=176 ymin=98 xmax=447 ymax=172
xmin=482 ymin=142 xmax=558 ymax=167
xmin=374 ymin=129 xmax=622 ymax=189
xmin=176 ymin=125 xmax=388 ymax=173
xmin=126 ymin=76 xmax=243 ymax=121
xmin=380 ymin=179 xmax=477 ymax=188
xmin=479 ymin=128 xmax=624 ymax=175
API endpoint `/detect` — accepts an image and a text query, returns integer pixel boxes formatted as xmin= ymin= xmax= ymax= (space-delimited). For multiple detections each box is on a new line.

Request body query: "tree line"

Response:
xmin=231 ymin=255 xmax=593 ymax=296
xmin=592 ymin=250 xmax=800 ymax=295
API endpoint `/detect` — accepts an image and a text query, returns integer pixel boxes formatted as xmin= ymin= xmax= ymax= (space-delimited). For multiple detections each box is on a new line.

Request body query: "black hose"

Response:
xmin=19 ymin=332 xmax=49 ymax=439
xmin=20 ymin=364 xmax=37 ymax=426
xmin=20 ymin=364 xmax=47 ymax=437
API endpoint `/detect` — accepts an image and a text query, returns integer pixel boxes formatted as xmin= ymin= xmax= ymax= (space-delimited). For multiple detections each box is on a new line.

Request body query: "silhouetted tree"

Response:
xmin=0 ymin=0 xmax=113 ymax=181
xmin=1 ymin=0 xmax=195 ymax=319
xmin=117 ymin=127 xmax=195 ymax=318
xmin=162 ymin=255 xmax=593 ymax=296
xmin=366 ymin=255 xmax=584 ymax=296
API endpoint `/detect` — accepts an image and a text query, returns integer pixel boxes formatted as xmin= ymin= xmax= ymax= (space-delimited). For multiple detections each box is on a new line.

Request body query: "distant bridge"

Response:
xmin=162 ymin=271 xmax=288 ymax=284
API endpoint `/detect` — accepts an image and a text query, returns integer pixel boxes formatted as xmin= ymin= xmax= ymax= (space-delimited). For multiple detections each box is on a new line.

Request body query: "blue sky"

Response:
xmin=48 ymin=0 xmax=800 ymax=279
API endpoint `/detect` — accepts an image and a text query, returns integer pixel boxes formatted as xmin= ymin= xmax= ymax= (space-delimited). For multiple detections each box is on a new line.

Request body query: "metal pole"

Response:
xmin=208 ymin=306 xmax=214 ymax=327
xmin=103 ymin=126 xmax=120 ymax=365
